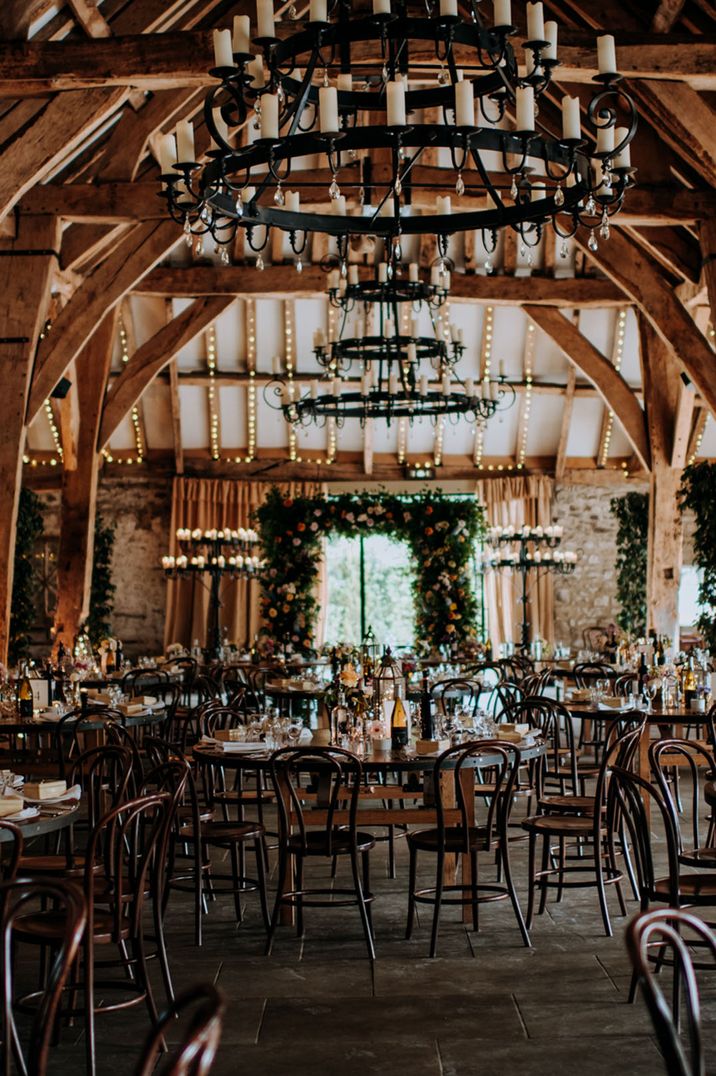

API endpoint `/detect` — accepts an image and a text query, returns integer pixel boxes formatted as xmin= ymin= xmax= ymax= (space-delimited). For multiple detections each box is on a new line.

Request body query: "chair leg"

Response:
xmin=295 ymin=856 xmax=304 ymax=938
xmin=254 ymin=837 xmax=270 ymax=934
xmin=470 ymin=849 xmax=479 ymax=933
xmin=501 ymin=836 xmax=531 ymax=948
xmin=362 ymin=850 xmax=374 ymax=939
xmin=153 ymin=899 xmax=175 ymax=1006
xmin=526 ymin=831 xmax=537 ymax=930
xmin=406 ymin=844 xmax=417 ymax=940
xmin=349 ymin=847 xmax=375 ymax=961
xmin=83 ymin=939 xmax=95 ymax=1076
xmin=265 ymin=847 xmax=288 ymax=956
xmin=229 ymin=843 xmax=243 ymax=923
xmin=594 ymin=836 xmax=613 ymax=938
xmin=388 ymin=825 xmax=396 ymax=880
xmin=556 ymin=836 xmax=566 ymax=903
xmin=538 ymin=836 xmax=550 ymax=916
xmin=429 ymin=851 xmax=445 ymax=959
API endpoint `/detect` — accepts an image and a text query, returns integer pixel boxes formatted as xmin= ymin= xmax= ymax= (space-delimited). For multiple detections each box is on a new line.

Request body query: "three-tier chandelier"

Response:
xmin=265 ymin=266 xmax=516 ymax=427
xmin=159 ymin=0 xmax=637 ymax=266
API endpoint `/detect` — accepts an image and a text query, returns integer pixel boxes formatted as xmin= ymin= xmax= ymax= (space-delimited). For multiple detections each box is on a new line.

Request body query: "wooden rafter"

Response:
xmin=652 ymin=0 xmax=687 ymax=31
xmin=169 ymin=357 xmax=184 ymax=475
xmin=555 ymin=365 xmax=577 ymax=481
xmin=67 ymin=0 xmax=111 ymax=37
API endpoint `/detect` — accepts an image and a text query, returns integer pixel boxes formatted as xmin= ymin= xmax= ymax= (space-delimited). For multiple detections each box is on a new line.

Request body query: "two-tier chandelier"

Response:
xmin=265 ymin=267 xmax=516 ymax=427
xmin=159 ymin=0 xmax=637 ymax=266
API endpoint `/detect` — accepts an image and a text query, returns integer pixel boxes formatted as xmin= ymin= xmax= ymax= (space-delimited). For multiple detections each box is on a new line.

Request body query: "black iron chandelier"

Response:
xmin=264 ymin=268 xmax=516 ymax=427
xmin=159 ymin=0 xmax=637 ymax=266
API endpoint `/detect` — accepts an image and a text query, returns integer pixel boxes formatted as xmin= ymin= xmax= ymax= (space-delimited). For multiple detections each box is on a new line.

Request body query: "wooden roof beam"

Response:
xmin=651 ymin=0 xmax=687 ymax=31
xmin=523 ymin=304 xmax=651 ymax=471
xmin=67 ymin=0 xmax=112 ymax=37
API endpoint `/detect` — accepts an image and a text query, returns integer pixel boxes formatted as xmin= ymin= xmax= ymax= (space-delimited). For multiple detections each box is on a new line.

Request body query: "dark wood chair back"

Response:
xmin=270 ymin=746 xmax=363 ymax=858
xmin=135 ymin=983 xmax=225 ymax=1076
xmin=432 ymin=740 xmax=521 ymax=855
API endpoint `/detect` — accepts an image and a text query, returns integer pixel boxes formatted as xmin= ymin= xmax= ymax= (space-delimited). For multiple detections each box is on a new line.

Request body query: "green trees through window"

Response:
xmin=325 ymin=534 xmax=416 ymax=649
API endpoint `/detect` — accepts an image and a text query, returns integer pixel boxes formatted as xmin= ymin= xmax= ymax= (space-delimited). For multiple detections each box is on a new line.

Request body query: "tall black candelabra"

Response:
xmin=480 ymin=526 xmax=577 ymax=653
xmin=162 ymin=527 xmax=262 ymax=659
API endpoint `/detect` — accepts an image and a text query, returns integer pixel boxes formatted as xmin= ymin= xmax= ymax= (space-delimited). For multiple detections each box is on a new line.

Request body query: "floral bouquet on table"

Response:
xmin=166 ymin=642 xmax=188 ymax=660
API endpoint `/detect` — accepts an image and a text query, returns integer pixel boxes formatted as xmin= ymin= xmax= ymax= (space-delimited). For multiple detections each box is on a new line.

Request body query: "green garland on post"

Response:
xmin=680 ymin=462 xmax=716 ymax=650
xmin=87 ymin=514 xmax=116 ymax=646
xmin=9 ymin=488 xmax=44 ymax=666
xmin=255 ymin=487 xmax=484 ymax=656
xmin=609 ymin=491 xmax=648 ymax=638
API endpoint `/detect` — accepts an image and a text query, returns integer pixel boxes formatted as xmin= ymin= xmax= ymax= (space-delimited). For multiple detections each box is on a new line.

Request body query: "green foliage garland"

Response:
xmin=255 ymin=487 xmax=484 ymax=655
xmin=609 ymin=491 xmax=648 ymax=638
xmin=87 ymin=514 xmax=116 ymax=645
xmin=9 ymin=488 xmax=44 ymax=665
xmin=680 ymin=462 xmax=716 ymax=650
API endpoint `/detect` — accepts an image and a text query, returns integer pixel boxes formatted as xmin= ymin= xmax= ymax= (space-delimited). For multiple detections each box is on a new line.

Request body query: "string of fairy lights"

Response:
xmin=473 ymin=306 xmax=495 ymax=470
xmin=284 ymin=301 xmax=298 ymax=463
xmin=517 ymin=322 xmax=536 ymax=468
xmin=206 ymin=325 xmax=221 ymax=461
xmin=598 ymin=307 xmax=628 ymax=467
xmin=246 ymin=298 xmax=257 ymax=463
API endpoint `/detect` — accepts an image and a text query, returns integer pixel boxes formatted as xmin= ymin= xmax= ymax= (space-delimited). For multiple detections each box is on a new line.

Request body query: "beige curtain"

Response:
xmin=475 ymin=476 xmax=555 ymax=650
xmin=164 ymin=478 xmax=325 ymax=652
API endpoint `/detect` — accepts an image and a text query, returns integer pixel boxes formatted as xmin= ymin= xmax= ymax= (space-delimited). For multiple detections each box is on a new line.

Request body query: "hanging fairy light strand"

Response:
xmin=598 ymin=307 xmax=627 ymax=467
xmin=246 ymin=299 xmax=257 ymax=462
xmin=517 ymin=322 xmax=536 ymax=468
xmin=207 ymin=325 xmax=221 ymax=461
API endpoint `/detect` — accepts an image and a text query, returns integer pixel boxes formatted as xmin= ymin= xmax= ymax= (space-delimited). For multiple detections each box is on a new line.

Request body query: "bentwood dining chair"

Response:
xmin=1 ymin=877 xmax=87 ymax=1076
xmin=626 ymin=908 xmax=716 ymax=1076
xmin=405 ymin=740 xmax=530 ymax=957
xmin=267 ymin=746 xmax=376 ymax=959
xmin=135 ymin=983 xmax=225 ymax=1076
xmin=650 ymin=738 xmax=716 ymax=870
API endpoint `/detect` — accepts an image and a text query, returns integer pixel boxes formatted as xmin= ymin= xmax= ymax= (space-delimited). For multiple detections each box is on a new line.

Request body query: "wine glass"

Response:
xmin=645 ymin=679 xmax=659 ymax=713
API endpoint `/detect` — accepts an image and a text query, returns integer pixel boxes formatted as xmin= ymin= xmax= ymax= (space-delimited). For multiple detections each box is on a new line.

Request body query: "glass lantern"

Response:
xmin=361 ymin=625 xmax=380 ymax=685
xmin=375 ymin=647 xmax=406 ymax=704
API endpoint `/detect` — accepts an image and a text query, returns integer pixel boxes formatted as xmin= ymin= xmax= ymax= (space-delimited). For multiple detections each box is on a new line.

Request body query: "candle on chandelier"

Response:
xmin=419 ymin=374 xmax=428 ymax=396
xmin=597 ymin=34 xmax=617 ymax=74
xmin=260 ymin=93 xmax=279 ymax=139
xmin=440 ymin=0 xmax=458 ymax=14
xmin=309 ymin=0 xmax=327 ymax=20
xmin=526 ymin=2 xmax=544 ymax=40
xmin=411 ymin=316 xmax=420 ymax=337
xmin=613 ymin=127 xmax=631 ymax=169
xmin=247 ymin=56 xmax=265 ymax=87
xmin=361 ymin=373 xmax=370 ymax=396
xmin=285 ymin=190 xmax=300 ymax=212
xmin=544 ymin=21 xmax=558 ymax=60
xmin=515 ymin=86 xmax=535 ymax=131
xmin=561 ymin=96 xmax=580 ymax=140
xmin=373 ymin=0 xmax=390 ymax=12
xmin=389 ymin=372 xmax=399 ymax=395
xmin=408 ymin=262 xmax=419 ymax=282
xmin=327 ymin=269 xmax=340 ymax=290
xmin=333 ymin=195 xmax=347 ymax=215
xmin=232 ymin=15 xmax=251 ymax=52
xmin=158 ymin=133 xmax=177 ymax=174
xmin=212 ymin=28 xmax=235 ymax=67
xmin=319 ymin=86 xmax=339 ymax=133
xmin=464 ymin=377 xmax=474 ymax=397
xmin=493 ymin=0 xmax=511 ymax=25
xmin=407 ymin=343 xmax=418 ymax=364
xmin=256 ymin=0 xmax=275 ymax=38
xmin=348 ymin=265 xmax=359 ymax=285
xmin=378 ymin=262 xmax=388 ymax=282
xmin=442 ymin=372 xmax=451 ymax=396
xmin=313 ymin=328 xmax=327 ymax=347
xmin=436 ymin=195 xmax=452 ymax=214
xmin=332 ymin=378 xmax=342 ymax=397
xmin=455 ymin=79 xmax=474 ymax=127
xmin=176 ymin=120 xmax=195 ymax=164
xmin=385 ymin=317 xmax=395 ymax=336
xmin=386 ymin=81 xmax=407 ymax=126
xmin=241 ymin=186 xmax=256 ymax=204
xmin=596 ymin=125 xmax=616 ymax=155
xmin=310 ymin=380 xmax=319 ymax=398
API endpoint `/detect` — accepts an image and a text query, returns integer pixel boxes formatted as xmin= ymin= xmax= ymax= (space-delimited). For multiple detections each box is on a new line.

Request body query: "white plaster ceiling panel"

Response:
xmin=27 ymin=412 xmax=54 ymax=452
xmin=178 ymin=386 xmax=209 ymax=449
xmin=566 ymin=398 xmax=603 ymax=458
xmin=173 ymin=297 xmax=205 ymax=368
xmin=214 ymin=302 xmax=243 ymax=372
xmin=491 ymin=306 xmax=524 ymax=377
xmin=295 ymin=299 xmax=327 ymax=368
xmin=255 ymin=299 xmax=285 ymax=372
xmin=332 ymin=420 xmax=364 ymax=453
xmin=142 ymin=383 xmax=173 ymax=450
xmin=404 ymin=415 xmax=438 ymax=456
xmin=108 ymin=414 xmax=135 ymax=452
xmin=442 ymin=418 xmax=477 ymax=456
xmin=618 ymin=307 xmax=642 ymax=388
xmin=482 ymin=404 xmax=521 ymax=455
xmin=371 ymin=421 xmax=399 ymax=455
xmin=697 ymin=413 xmax=715 ymax=456
xmin=606 ymin=418 xmax=632 ymax=459
xmin=255 ymin=401 xmax=289 ymax=449
xmin=525 ymin=396 xmax=564 ymax=456
xmin=579 ymin=307 xmax=614 ymax=361
xmin=128 ymin=294 xmax=166 ymax=349
xmin=218 ymin=386 xmax=246 ymax=450
xmin=532 ymin=316 xmax=570 ymax=382
xmin=295 ymin=422 xmax=330 ymax=452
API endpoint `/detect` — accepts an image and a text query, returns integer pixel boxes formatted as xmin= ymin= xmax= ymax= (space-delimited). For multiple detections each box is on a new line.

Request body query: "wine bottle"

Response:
xmin=683 ymin=656 xmax=697 ymax=709
xmin=390 ymin=696 xmax=409 ymax=750
xmin=485 ymin=637 xmax=493 ymax=662
xmin=17 ymin=667 xmax=33 ymax=719
xmin=638 ymin=650 xmax=648 ymax=697
xmin=420 ymin=670 xmax=434 ymax=741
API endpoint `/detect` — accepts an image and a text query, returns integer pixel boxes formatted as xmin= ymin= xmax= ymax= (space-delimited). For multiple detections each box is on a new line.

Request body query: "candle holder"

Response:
xmin=162 ymin=527 xmax=264 ymax=659
xmin=480 ymin=526 xmax=578 ymax=653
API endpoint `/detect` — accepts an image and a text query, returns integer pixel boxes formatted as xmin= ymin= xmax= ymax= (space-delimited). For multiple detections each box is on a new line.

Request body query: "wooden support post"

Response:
xmin=0 ymin=215 xmax=60 ymax=666
xmin=53 ymin=311 xmax=118 ymax=651
xmin=639 ymin=316 xmax=684 ymax=643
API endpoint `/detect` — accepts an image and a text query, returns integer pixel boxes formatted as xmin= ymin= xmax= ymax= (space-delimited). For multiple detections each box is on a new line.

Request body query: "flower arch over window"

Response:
xmin=255 ymin=487 xmax=484 ymax=656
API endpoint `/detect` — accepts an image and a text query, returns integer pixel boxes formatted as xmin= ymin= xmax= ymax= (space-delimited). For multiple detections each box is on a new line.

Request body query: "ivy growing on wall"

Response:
xmin=255 ymin=487 xmax=484 ymax=656
xmin=609 ymin=491 xmax=648 ymax=638
xmin=680 ymin=462 xmax=716 ymax=651
xmin=9 ymin=488 xmax=44 ymax=666
xmin=87 ymin=514 xmax=116 ymax=645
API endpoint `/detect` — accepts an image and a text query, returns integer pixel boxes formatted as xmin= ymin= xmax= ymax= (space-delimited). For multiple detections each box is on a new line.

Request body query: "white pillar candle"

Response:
xmin=213 ymin=28 xmax=234 ymax=67
xmin=455 ymin=79 xmax=474 ymax=126
xmin=440 ymin=0 xmax=458 ymax=13
xmin=256 ymin=0 xmax=275 ymax=38
xmin=407 ymin=342 xmax=417 ymax=363
xmin=515 ymin=86 xmax=534 ymax=131
xmin=419 ymin=374 xmax=428 ymax=396
xmin=260 ymin=93 xmax=279 ymax=139
xmin=158 ymin=133 xmax=177 ymax=174
xmin=596 ymin=124 xmax=615 ymax=154
xmin=241 ymin=186 xmax=256 ymax=204
xmin=408 ymin=262 xmax=419 ymax=282
xmin=386 ymin=80 xmax=406 ymax=126
xmin=544 ymin=20 xmax=557 ymax=59
xmin=310 ymin=380 xmax=319 ymax=398
xmin=361 ymin=373 xmax=369 ymax=396
xmin=313 ymin=328 xmax=327 ymax=347
xmin=389 ymin=372 xmax=399 ymax=395
xmin=411 ymin=316 xmax=420 ymax=337
xmin=464 ymin=377 xmax=474 ymax=397
xmin=285 ymin=190 xmax=300 ymax=212
xmin=333 ymin=195 xmax=347 ymax=215
xmin=493 ymin=0 xmax=511 ymax=24
xmin=526 ymin=2 xmax=544 ymax=40
xmin=337 ymin=73 xmax=353 ymax=92
xmin=327 ymin=269 xmax=340 ymax=289
xmin=436 ymin=195 xmax=452 ymax=214
xmin=442 ymin=372 xmax=451 ymax=395
xmin=373 ymin=0 xmax=390 ymax=11
xmin=348 ymin=265 xmax=359 ymax=285
xmin=430 ymin=265 xmax=441 ymax=285
xmin=378 ymin=262 xmax=388 ymax=282
xmin=309 ymin=0 xmax=327 ymax=19
xmin=613 ymin=127 xmax=631 ymax=169
xmin=232 ymin=15 xmax=251 ymax=52
xmin=597 ymin=34 xmax=617 ymax=74
xmin=247 ymin=56 xmax=265 ymax=87
xmin=176 ymin=119 xmax=195 ymax=164
xmin=561 ymin=96 xmax=580 ymax=140
xmin=273 ymin=354 xmax=282 ymax=374
xmin=319 ymin=86 xmax=339 ymax=133
xmin=332 ymin=378 xmax=342 ymax=397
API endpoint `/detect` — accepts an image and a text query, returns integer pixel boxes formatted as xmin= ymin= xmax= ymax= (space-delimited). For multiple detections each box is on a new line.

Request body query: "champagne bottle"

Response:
xmin=390 ymin=696 xmax=409 ymax=750
xmin=420 ymin=670 xmax=434 ymax=741
xmin=17 ymin=667 xmax=33 ymax=719
xmin=638 ymin=650 xmax=648 ymax=698
xmin=683 ymin=656 xmax=697 ymax=709
xmin=106 ymin=644 xmax=116 ymax=673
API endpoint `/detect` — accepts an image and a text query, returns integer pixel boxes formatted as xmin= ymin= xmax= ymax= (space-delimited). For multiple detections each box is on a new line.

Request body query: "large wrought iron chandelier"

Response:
xmin=265 ymin=268 xmax=516 ymax=427
xmin=159 ymin=0 xmax=637 ymax=265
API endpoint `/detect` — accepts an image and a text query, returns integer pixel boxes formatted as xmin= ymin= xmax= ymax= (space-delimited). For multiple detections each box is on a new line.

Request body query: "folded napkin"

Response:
xmin=22 ymin=784 xmax=81 ymax=806
xmin=32 ymin=710 xmax=66 ymax=723
xmin=597 ymin=700 xmax=636 ymax=712
xmin=117 ymin=702 xmax=145 ymax=716
xmin=0 ymin=789 xmax=25 ymax=818
xmin=200 ymin=737 xmax=265 ymax=754
xmin=4 ymin=806 xmax=40 ymax=822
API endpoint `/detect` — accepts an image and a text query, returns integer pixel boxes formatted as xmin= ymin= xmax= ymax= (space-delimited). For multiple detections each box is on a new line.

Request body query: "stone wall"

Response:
xmin=37 ymin=472 xmax=172 ymax=657
xmin=551 ymin=480 xmax=648 ymax=651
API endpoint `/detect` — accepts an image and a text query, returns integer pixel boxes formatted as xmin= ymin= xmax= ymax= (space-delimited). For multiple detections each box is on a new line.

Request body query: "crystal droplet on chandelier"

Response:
xmin=554 ymin=185 xmax=564 ymax=207
xmin=560 ymin=240 xmax=569 ymax=259
xmin=510 ymin=177 xmax=518 ymax=200
xmin=295 ymin=257 xmax=303 ymax=273
xmin=329 ymin=178 xmax=340 ymax=200
xmin=256 ymin=253 xmax=264 ymax=270
xmin=456 ymin=174 xmax=465 ymax=196
xmin=588 ymin=229 xmax=598 ymax=252
xmin=274 ymin=186 xmax=285 ymax=206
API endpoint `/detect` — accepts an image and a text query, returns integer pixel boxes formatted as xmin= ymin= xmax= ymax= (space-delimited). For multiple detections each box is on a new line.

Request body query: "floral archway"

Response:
xmin=255 ymin=487 xmax=484 ymax=656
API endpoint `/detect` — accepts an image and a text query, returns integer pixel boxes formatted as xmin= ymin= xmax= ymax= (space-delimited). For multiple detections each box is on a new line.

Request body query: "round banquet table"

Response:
xmin=0 ymin=804 xmax=79 ymax=844
xmin=0 ymin=705 xmax=167 ymax=737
